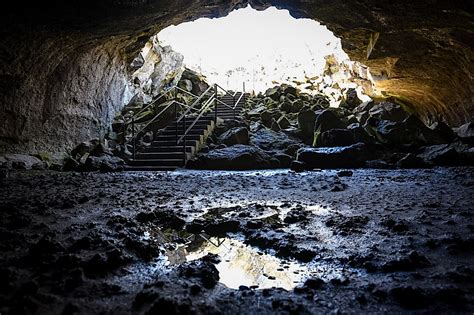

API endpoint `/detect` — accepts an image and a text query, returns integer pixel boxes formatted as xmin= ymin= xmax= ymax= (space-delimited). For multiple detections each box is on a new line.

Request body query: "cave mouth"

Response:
xmin=145 ymin=5 xmax=376 ymax=106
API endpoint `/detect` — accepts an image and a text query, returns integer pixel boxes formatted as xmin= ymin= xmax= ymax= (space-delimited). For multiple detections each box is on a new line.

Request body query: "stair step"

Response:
xmin=151 ymin=140 xmax=199 ymax=146
xmin=160 ymin=130 xmax=205 ymax=136
xmin=125 ymin=91 xmax=243 ymax=170
xmin=156 ymin=134 xmax=202 ymax=141
xmin=141 ymin=146 xmax=195 ymax=153
xmin=168 ymin=121 xmax=214 ymax=128
xmin=135 ymin=152 xmax=192 ymax=159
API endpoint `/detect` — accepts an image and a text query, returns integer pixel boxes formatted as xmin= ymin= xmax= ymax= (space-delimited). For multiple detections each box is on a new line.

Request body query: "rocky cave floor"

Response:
xmin=1 ymin=168 xmax=473 ymax=314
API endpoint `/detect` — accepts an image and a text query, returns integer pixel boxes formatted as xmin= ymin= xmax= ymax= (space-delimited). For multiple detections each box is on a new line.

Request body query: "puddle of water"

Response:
xmin=164 ymin=235 xmax=307 ymax=290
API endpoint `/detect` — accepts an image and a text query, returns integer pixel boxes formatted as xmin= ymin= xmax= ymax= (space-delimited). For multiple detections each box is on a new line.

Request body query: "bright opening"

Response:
xmin=157 ymin=5 xmax=376 ymax=105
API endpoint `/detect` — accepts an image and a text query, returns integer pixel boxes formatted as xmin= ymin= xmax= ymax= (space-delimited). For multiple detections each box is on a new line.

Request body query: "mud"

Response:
xmin=0 ymin=168 xmax=473 ymax=314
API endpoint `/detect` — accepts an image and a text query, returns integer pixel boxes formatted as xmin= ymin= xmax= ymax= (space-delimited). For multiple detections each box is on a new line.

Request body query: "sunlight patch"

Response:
xmin=157 ymin=5 xmax=376 ymax=105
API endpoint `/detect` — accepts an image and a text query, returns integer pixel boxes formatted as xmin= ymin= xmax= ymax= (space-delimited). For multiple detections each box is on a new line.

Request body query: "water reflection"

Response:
xmin=165 ymin=235 xmax=307 ymax=290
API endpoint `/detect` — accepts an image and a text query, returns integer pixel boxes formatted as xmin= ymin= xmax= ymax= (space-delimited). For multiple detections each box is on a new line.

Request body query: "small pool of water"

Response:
xmin=164 ymin=235 xmax=308 ymax=290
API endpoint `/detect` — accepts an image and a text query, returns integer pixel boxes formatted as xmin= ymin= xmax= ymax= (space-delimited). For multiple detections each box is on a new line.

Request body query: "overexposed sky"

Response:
xmin=158 ymin=5 xmax=349 ymax=92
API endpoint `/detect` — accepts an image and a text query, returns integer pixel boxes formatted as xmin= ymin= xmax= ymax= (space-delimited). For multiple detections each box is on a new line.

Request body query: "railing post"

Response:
xmin=233 ymin=94 xmax=236 ymax=120
xmin=214 ymin=84 xmax=218 ymax=124
xmin=183 ymin=115 xmax=186 ymax=164
xmin=243 ymin=82 xmax=245 ymax=94
xmin=175 ymin=103 xmax=178 ymax=145
xmin=132 ymin=117 xmax=136 ymax=160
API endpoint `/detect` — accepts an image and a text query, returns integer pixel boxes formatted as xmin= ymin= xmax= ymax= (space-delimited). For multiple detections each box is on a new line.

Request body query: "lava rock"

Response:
xmin=0 ymin=154 xmax=43 ymax=170
xmin=296 ymin=143 xmax=372 ymax=168
xmin=397 ymin=153 xmax=430 ymax=168
xmin=417 ymin=144 xmax=460 ymax=166
xmin=313 ymin=110 xmax=347 ymax=146
xmin=290 ymin=160 xmax=307 ymax=172
xmin=430 ymin=121 xmax=456 ymax=142
xmin=365 ymin=115 xmax=445 ymax=147
xmin=250 ymin=128 xmax=300 ymax=153
xmin=341 ymin=88 xmax=362 ymax=110
xmin=454 ymin=122 xmax=474 ymax=144
xmin=297 ymin=109 xmax=317 ymax=143
xmin=368 ymin=101 xmax=409 ymax=122
xmin=319 ymin=127 xmax=372 ymax=147
xmin=218 ymin=127 xmax=249 ymax=146
xmin=82 ymin=155 xmax=124 ymax=172
xmin=187 ymin=145 xmax=275 ymax=170
xmin=274 ymin=153 xmax=293 ymax=168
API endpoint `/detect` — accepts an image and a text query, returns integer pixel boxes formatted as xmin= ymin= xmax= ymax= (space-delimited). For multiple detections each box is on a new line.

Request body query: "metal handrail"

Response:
xmin=215 ymin=83 xmax=237 ymax=98
xmin=124 ymin=100 xmax=176 ymax=146
xmin=125 ymin=85 xmax=203 ymax=125
xmin=174 ymin=86 xmax=203 ymax=99
xmin=177 ymin=95 xmax=216 ymax=145
xmin=234 ymin=92 xmax=245 ymax=109
xmin=176 ymin=85 xmax=214 ymax=124
xmin=125 ymin=81 xmax=247 ymax=164
xmin=126 ymin=85 xmax=175 ymax=123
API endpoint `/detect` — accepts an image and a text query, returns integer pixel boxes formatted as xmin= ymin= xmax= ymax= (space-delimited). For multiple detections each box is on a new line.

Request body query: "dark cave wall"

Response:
xmin=0 ymin=0 xmax=473 ymax=155
xmin=0 ymin=34 xmax=134 ymax=154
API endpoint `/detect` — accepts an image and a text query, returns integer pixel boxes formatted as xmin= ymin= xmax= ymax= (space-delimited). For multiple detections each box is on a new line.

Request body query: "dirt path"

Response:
xmin=1 ymin=168 xmax=473 ymax=314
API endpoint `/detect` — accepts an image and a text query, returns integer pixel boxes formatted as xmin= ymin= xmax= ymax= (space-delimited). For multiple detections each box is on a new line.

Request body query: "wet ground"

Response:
xmin=0 ymin=168 xmax=473 ymax=314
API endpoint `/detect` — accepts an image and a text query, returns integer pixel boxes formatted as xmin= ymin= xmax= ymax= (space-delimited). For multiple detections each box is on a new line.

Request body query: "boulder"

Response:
xmin=82 ymin=155 xmax=125 ymax=172
xmin=63 ymin=157 xmax=80 ymax=171
xmin=270 ymin=119 xmax=281 ymax=132
xmin=281 ymin=84 xmax=298 ymax=96
xmin=178 ymin=79 xmax=193 ymax=92
xmin=430 ymin=121 xmax=456 ymax=143
xmin=368 ymin=101 xmax=409 ymax=122
xmin=296 ymin=143 xmax=372 ymax=169
xmin=365 ymin=115 xmax=445 ymax=147
xmin=274 ymin=153 xmax=293 ymax=168
xmin=89 ymin=141 xmax=112 ymax=157
xmin=297 ymin=109 xmax=317 ymax=142
xmin=290 ymin=160 xmax=307 ymax=172
xmin=313 ymin=110 xmax=347 ymax=146
xmin=0 ymin=154 xmax=44 ymax=170
xmin=290 ymin=99 xmax=304 ymax=113
xmin=319 ymin=126 xmax=373 ymax=147
xmin=265 ymin=87 xmax=281 ymax=101
xmin=277 ymin=115 xmax=291 ymax=129
xmin=397 ymin=153 xmax=430 ymax=168
xmin=218 ymin=127 xmax=249 ymax=146
xmin=260 ymin=110 xmax=273 ymax=124
xmin=187 ymin=145 xmax=276 ymax=170
xmin=341 ymin=88 xmax=362 ymax=110
xmin=250 ymin=128 xmax=300 ymax=153
xmin=353 ymin=101 xmax=375 ymax=125
xmin=279 ymin=100 xmax=292 ymax=113
xmin=246 ymin=105 xmax=266 ymax=121
xmin=213 ymin=119 xmax=248 ymax=137
xmin=71 ymin=141 xmax=98 ymax=159
xmin=180 ymin=68 xmax=210 ymax=96
xmin=454 ymin=122 xmax=474 ymax=144
xmin=417 ymin=144 xmax=461 ymax=166
xmin=284 ymin=143 xmax=305 ymax=157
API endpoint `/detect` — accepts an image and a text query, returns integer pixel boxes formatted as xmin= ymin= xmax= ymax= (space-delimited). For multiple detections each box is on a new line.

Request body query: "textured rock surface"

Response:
xmin=1 ymin=0 xmax=473 ymax=154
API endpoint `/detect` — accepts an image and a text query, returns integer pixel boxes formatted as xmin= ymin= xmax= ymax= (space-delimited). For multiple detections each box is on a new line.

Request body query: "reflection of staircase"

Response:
xmin=125 ymin=88 xmax=246 ymax=171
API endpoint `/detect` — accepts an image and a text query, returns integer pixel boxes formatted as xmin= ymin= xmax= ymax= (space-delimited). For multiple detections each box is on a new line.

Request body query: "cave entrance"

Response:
xmin=119 ymin=5 xmax=381 ymax=171
xmin=154 ymin=5 xmax=376 ymax=106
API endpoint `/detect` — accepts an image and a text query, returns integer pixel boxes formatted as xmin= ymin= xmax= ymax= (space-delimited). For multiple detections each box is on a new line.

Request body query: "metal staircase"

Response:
xmin=122 ymin=84 xmax=246 ymax=171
